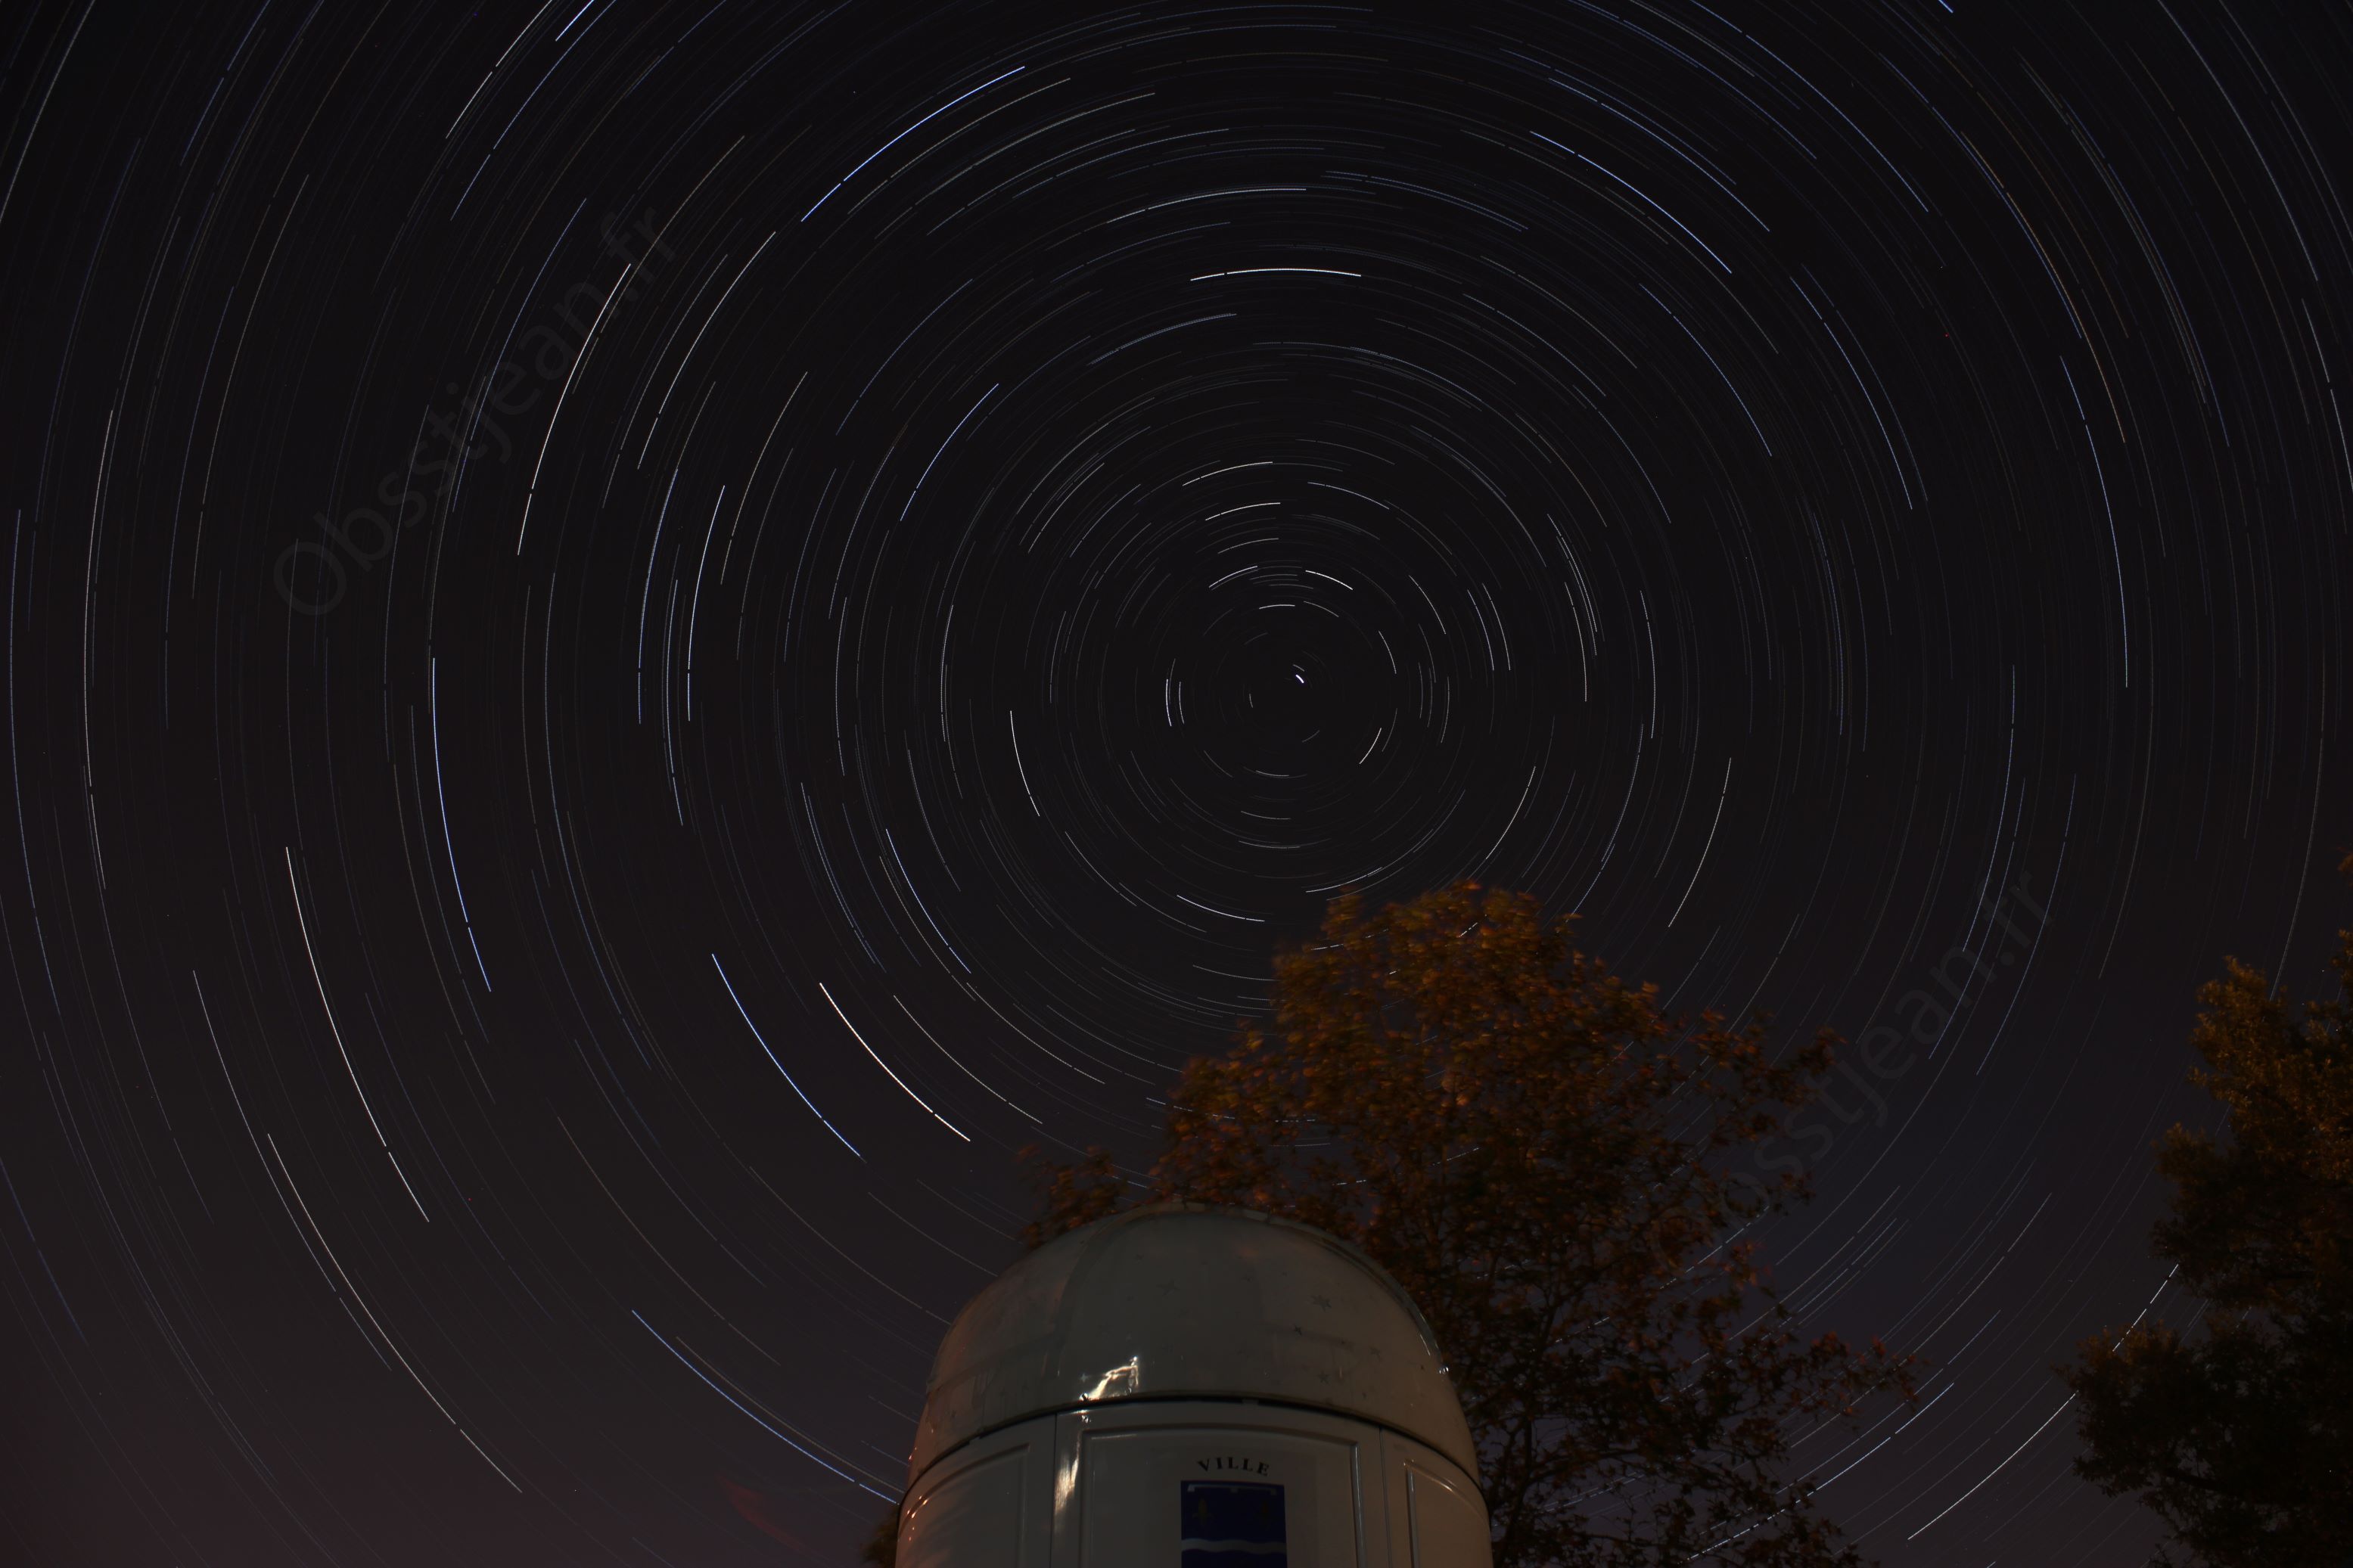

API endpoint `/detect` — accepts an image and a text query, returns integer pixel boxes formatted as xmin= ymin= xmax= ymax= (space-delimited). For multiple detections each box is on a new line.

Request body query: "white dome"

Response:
xmin=908 ymin=1203 xmax=1479 ymax=1482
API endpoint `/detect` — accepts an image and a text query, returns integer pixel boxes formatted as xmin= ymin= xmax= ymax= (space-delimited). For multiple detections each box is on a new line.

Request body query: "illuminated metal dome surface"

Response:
xmin=909 ymin=1203 xmax=1478 ymax=1480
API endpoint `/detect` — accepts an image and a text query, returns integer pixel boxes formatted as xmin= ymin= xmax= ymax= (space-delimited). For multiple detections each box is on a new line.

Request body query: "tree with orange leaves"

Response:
xmin=1021 ymin=883 xmax=1913 ymax=1568
xmin=2062 ymin=855 xmax=2353 ymax=1566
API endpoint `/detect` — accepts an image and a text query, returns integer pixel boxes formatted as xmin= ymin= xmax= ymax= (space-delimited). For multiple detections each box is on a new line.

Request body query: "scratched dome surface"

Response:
xmin=909 ymin=1204 xmax=1477 ymax=1480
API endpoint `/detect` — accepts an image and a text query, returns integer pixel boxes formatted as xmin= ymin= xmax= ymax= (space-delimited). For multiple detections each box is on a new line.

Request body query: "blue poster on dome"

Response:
xmin=1180 ymin=1480 xmax=1288 ymax=1566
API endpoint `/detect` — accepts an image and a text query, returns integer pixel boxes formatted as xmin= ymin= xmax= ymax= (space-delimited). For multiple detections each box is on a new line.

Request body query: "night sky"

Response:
xmin=2 ymin=2 xmax=2348 ymax=1563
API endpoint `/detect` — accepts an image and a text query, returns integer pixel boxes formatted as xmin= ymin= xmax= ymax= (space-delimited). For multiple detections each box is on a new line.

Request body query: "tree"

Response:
xmin=857 ymin=1505 xmax=897 ymax=1567
xmin=1023 ymin=883 xmax=1913 ymax=1567
xmin=2064 ymin=854 xmax=2353 ymax=1566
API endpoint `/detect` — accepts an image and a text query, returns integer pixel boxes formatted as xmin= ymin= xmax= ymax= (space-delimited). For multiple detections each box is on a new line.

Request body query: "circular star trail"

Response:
xmin=0 ymin=2 xmax=2347 ymax=1563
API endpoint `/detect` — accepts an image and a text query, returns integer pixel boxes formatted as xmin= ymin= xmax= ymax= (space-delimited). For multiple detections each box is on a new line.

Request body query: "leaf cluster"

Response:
xmin=2065 ymin=855 xmax=2353 ymax=1566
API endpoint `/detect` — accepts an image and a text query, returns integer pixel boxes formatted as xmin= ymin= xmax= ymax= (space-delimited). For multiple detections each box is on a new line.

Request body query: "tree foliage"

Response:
xmin=1023 ymin=883 xmax=1913 ymax=1567
xmin=2065 ymin=855 xmax=2353 ymax=1566
xmin=857 ymin=1504 xmax=898 ymax=1567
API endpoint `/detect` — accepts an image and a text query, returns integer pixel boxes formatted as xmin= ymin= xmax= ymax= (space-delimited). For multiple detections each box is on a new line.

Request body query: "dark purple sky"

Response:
xmin=2 ymin=2 xmax=2347 ymax=1562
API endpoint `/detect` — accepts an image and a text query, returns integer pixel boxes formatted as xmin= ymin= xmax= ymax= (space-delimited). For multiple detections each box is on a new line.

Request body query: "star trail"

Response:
xmin=0 ymin=2 xmax=2347 ymax=1563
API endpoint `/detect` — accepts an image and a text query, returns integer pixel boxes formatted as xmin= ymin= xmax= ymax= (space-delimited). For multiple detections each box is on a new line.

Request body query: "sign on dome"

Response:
xmin=1181 ymin=1479 xmax=1288 ymax=1566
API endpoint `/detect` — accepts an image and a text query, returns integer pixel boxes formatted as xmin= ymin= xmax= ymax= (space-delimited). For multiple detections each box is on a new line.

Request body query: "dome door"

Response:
xmin=1055 ymin=1406 xmax=1379 ymax=1568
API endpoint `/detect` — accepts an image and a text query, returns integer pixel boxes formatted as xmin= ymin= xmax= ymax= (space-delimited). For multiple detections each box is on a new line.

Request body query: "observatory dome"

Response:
xmin=908 ymin=1203 xmax=1478 ymax=1482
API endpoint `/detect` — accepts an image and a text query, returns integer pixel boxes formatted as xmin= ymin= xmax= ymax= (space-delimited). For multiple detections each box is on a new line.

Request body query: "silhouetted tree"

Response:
xmin=1025 ymin=883 xmax=1913 ymax=1568
xmin=857 ymin=1503 xmax=897 ymax=1566
xmin=2064 ymin=854 xmax=2353 ymax=1566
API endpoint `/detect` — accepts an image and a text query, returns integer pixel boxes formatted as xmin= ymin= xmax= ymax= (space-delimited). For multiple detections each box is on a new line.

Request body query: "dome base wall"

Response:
xmin=899 ymin=1397 xmax=1490 ymax=1568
